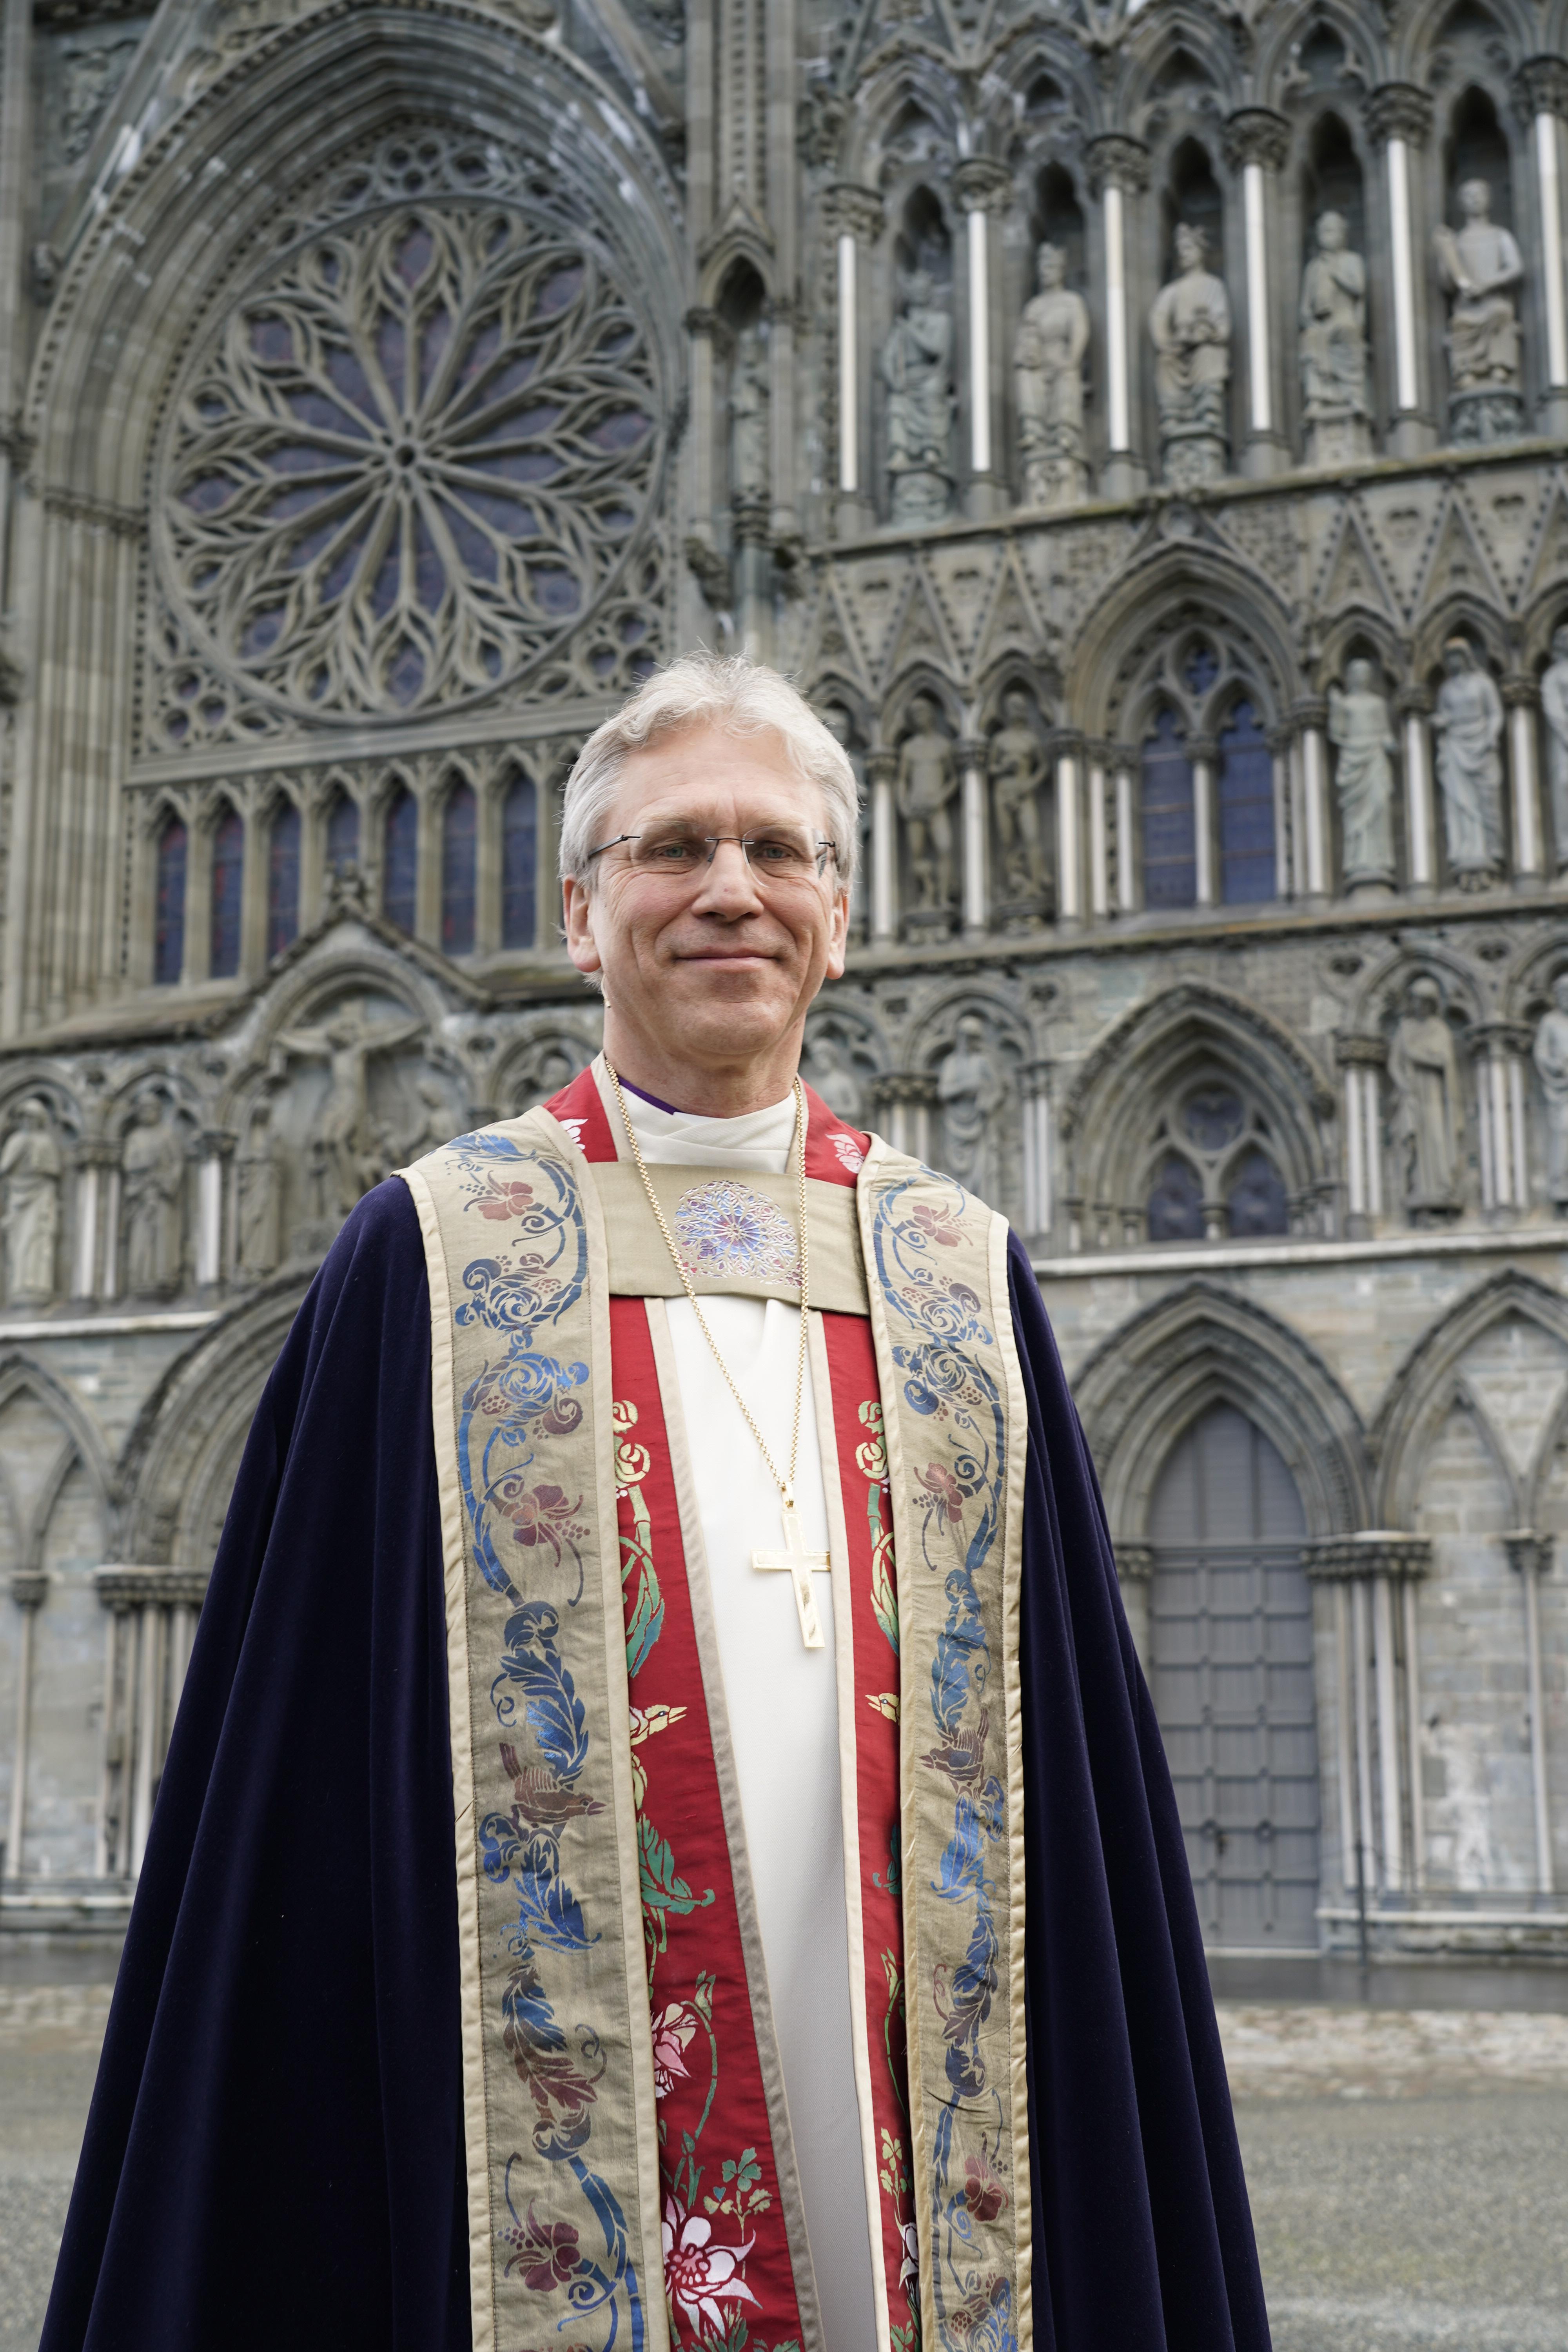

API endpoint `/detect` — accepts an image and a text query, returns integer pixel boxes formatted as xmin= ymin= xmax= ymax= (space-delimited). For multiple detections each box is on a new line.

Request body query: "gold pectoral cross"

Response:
xmin=751 ymin=1492 xmax=832 ymax=1650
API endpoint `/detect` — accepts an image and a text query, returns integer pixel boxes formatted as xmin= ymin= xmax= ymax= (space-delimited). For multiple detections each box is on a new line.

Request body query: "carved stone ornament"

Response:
xmin=1222 ymin=109 xmax=1290 ymax=174
xmin=1303 ymin=1534 xmax=1432 ymax=1581
xmin=1366 ymin=83 xmax=1433 ymax=148
xmin=1150 ymin=224 xmax=1232 ymax=488
xmin=155 ymin=133 xmax=664 ymax=724
xmin=1084 ymin=135 xmax=1151 ymax=198
xmin=1434 ymin=180 xmax=1526 ymax=445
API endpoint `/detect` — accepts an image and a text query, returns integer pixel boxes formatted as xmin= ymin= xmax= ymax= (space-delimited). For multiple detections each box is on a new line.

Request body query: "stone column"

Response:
xmin=1503 ymin=1532 xmax=1556 ymax=1894
xmin=867 ymin=1072 xmax=937 ymax=1163
xmin=824 ymin=184 xmax=884 ymax=537
xmin=475 ymin=773 xmax=503 ymax=956
xmin=1514 ymin=61 xmax=1568 ymax=436
xmin=1368 ymin=85 xmax=1436 ymax=456
xmin=1469 ymin=1022 xmax=1530 ymax=1212
xmin=1294 ymin=701 xmax=1331 ymax=899
xmin=1085 ymin=136 xmax=1151 ymax=499
xmin=183 ymin=803 xmax=213 ymax=987
xmin=1269 ymin=725 xmax=1294 ymax=901
xmin=1114 ymin=1541 xmax=1155 ymax=1675
xmin=1336 ymin=1034 xmax=1387 ymax=1237
xmin=95 ymin=1566 xmax=209 ymax=1882
xmin=866 ymin=748 xmax=897 ymax=946
xmin=1190 ymin=737 xmax=1216 ymax=906
xmin=1086 ymin=745 xmax=1111 ymax=918
xmin=4 ymin=1570 xmax=46 ymax=1878
xmin=1224 ymin=109 xmax=1291 ymax=476
xmin=1397 ymin=688 xmax=1437 ymax=895
xmin=1504 ymin=673 xmax=1545 ymax=884
xmin=194 ymin=1129 xmax=236 ymax=1287
xmin=1020 ymin=1058 xmax=1053 ymax=1242
xmin=1052 ymin=733 xmax=1083 ymax=927
xmin=958 ymin=738 xmax=989 ymax=937
xmin=70 ymin=1139 xmax=114 ymax=1299
xmin=953 ymin=160 xmax=1009 ymax=519
xmin=1306 ymin=1535 xmax=1431 ymax=1905
xmin=1114 ymin=754 xmax=1137 ymax=911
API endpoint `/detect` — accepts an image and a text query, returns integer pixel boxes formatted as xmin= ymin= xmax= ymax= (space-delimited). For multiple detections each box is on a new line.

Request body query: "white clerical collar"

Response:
xmin=590 ymin=1053 xmax=797 ymax=1173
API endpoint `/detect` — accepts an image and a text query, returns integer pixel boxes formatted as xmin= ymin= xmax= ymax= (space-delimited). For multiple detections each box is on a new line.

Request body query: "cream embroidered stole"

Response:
xmin=400 ymin=1083 xmax=1032 ymax=2352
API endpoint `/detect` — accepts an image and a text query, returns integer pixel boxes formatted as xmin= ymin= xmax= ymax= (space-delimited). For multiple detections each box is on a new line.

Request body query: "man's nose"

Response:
xmin=690 ymin=838 xmax=764 ymax=912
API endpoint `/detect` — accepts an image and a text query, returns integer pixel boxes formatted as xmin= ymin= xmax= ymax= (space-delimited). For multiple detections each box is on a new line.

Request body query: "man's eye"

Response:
xmin=647 ymin=841 xmax=699 ymax=864
xmin=750 ymin=838 xmax=802 ymax=866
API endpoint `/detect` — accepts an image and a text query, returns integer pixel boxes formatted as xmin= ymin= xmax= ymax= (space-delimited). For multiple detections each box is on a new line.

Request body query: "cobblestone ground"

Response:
xmin=2 ymin=1987 xmax=1566 ymax=2348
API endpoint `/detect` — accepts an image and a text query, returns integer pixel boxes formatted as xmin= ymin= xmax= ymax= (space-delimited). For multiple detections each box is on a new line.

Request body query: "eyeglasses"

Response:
xmin=584 ymin=827 xmax=837 ymax=884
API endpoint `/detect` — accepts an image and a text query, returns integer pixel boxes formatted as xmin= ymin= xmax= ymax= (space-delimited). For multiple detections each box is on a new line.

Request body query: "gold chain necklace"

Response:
xmin=602 ymin=1055 xmax=831 ymax=1648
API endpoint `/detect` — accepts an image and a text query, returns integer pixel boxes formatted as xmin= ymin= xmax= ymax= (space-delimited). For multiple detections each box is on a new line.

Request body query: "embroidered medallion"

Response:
xmin=671 ymin=1178 xmax=801 ymax=1288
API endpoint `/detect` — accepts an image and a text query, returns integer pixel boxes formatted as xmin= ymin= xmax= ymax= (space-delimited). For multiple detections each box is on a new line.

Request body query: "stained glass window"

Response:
xmin=502 ymin=770 xmax=538 ymax=950
xmin=326 ymin=790 xmax=359 ymax=875
xmin=1227 ymin=1149 xmax=1289 ymax=1237
xmin=442 ymin=782 xmax=477 ymax=956
xmin=154 ymin=817 xmax=187 ymax=985
xmin=268 ymin=802 xmax=301 ymax=960
xmin=1218 ymin=700 xmax=1277 ymax=904
xmin=209 ymin=806 xmax=245 ymax=979
xmin=384 ymin=786 xmax=418 ymax=932
xmin=1142 ymin=709 xmax=1196 ymax=908
xmin=1147 ymin=1151 xmax=1205 ymax=1241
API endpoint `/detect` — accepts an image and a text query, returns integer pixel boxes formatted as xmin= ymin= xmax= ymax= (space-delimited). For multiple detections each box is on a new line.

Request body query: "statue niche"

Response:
xmin=0 ymin=1098 xmax=63 ymax=1303
xmin=1533 ymin=973 xmax=1568 ymax=1215
xmin=895 ymin=695 xmax=959 ymax=930
xmin=880 ymin=268 xmax=954 ymax=527
xmin=1431 ymin=637 xmax=1505 ymax=889
xmin=121 ymin=1093 xmax=187 ymax=1296
xmin=1388 ymin=976 xmax=1465 ymax=1221
xmin=1151 ymin=222 xmax=1231 ymax=487
xmin=1299 ymin=211 xmax=1372 ymax=466
xmin=935 ymin=1014 xmax=1009 ymax=1201
xmin=987 ymin=688 xmax=1053 ymax=919
xmin=1327 ymin=659 xmax=1397 ymax=894
xmin=1434 ymin=177 xmax=1524 ymax=445
xmin=1014 ymin=244 xmax=1090 ymax=509
xmin=1539 ymin=624 xmax=1568 ymax=875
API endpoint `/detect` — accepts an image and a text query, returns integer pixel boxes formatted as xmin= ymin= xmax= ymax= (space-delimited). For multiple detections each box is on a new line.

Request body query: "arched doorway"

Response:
xmin=1148 ymin=1403 xmax=1321 ymax=1949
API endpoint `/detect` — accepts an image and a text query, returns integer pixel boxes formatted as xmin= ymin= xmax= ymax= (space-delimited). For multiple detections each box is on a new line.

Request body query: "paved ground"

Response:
xmin=2 ymin=1975 xmax=1566 ymax=2350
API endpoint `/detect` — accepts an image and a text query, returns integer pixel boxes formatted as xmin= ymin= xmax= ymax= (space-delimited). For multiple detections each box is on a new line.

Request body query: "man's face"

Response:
xmin=563 ymin=724 xmax=848 ymax=1077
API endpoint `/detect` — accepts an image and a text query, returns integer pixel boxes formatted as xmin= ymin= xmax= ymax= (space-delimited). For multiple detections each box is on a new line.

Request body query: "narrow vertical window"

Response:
xmin=501 ymin=770 xmax=537 ymax=949
xmin=326 ymin=790 xmax=359 ymax=875
xmin=383 ymin=786 xmax=417 ymax=932
xmin=1217 ymin=700 xmax=1277 ymax=904
xmin=209 ymin=806 xmax=244 ymax=980
xmin=154 ymin=817 xmax=187 ymax=985
xmin=268 ymin=802 xmax=301 ymax=960
xmin=441 ymin=783 xmax=477 ymax=956
xmin=1141 ymin=709 xmax=1196 ymax=907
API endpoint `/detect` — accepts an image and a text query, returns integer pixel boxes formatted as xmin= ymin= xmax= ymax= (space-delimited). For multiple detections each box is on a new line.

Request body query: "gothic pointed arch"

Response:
xmin=1074 ymin=1282 xmax=1372 ymax=1543
xmin=1372 ymin=1269 xmax=1568 ymax=1526
xmin=1068 ymin=545 xmax=1302 ymax=744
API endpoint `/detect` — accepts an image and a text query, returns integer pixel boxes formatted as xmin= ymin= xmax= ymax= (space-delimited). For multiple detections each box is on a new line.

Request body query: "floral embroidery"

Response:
xmin=651 ymin=2001 xmax=701 ymax=2098
xmin=866 ymin=1691 xmax=900 ymax=1722
xmin=831 ymin=1131 xmax=866 ymax=1174
xmin=662 ymin=2195 xmax=760 ymax=2339
xmin=671 ymin=1178 xmax=800 ymax=1287
xmin=502 ymin=2196 xmax=582 ymax=2291
xmin=963 ymin=2147 xmax=1009 ymax=2225
xmin=859 ymin=1399 xmax=898 ymax=1658
xmin=616 ymin=1400 xmax=662 ymax=1676
xmin=911 ymin=1201 xmax=963 ymax=1247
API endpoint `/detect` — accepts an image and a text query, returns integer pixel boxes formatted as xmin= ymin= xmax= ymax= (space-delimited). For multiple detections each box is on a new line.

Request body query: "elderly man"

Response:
xmin=45 ymin=658 xmax=1267 ymax=2352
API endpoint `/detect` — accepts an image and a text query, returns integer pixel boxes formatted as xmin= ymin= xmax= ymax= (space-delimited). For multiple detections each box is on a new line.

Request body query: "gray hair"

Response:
xmin=558 ymin=653 xmax=860 ymax=897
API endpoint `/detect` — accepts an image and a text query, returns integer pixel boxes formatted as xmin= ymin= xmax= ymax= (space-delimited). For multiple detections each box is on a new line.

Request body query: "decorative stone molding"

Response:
xmin=95 ymin=1565 xmax=211 ymax=1611
xmin=1504 ymin=1530 xmax=1555 ymax=1577
xmin=1113 ymin=1541 xmax=1154 ymax=1583
xmin=952 ymin=160 xmax=1011 ymax=216
xmin=9 ymin=1572 xmax=48 ymax=1611
xmin=41 ymin=487 xmax=143 ymax=534
xmin=1513 ymin=57 xmax=1568 ymax=124
xmin=1085 ymin=135 xmax=1150 ymax=197
xmin=1367 ymin=84 xmax=1433 ymax=148
xmin=822 ymin=182 xmax=885 ymax=244
xmin=1223 ymin=109 xmax=1290 ymax=174
xmin=1304 ymin=1533 xmax=1432 ymax=1581
xmin=1335 ymin=1032 xmax=1389 ymax=1069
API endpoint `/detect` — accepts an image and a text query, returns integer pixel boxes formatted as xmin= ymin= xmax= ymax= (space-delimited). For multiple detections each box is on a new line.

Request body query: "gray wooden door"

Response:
xmin=1148 ymin=1404 xmax=1321 ymax=1950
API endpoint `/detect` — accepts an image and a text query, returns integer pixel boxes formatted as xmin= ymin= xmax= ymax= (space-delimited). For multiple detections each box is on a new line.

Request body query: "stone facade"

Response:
xmin=2 ymin=0 xmax=1568 ymax=1956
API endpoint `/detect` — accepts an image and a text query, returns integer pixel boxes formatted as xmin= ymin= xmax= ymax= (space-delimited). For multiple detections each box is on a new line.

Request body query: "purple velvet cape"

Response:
xmin=42 ymin=1179 xmax=1270 ymax=2352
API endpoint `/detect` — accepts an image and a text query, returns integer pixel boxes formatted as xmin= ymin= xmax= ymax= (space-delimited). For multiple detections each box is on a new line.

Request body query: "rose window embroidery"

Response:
xmin=672 ymin=1181 xmax=801 ymax=1287
xmin=158 ymin=201 xmax=661 ymax=719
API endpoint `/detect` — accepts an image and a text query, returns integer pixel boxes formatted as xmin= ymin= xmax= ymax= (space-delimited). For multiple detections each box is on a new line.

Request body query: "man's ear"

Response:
xmin=823 ymin=887 xmax=851 ymax=983
xmin=563 ymin=876 xmax=602 ymax=977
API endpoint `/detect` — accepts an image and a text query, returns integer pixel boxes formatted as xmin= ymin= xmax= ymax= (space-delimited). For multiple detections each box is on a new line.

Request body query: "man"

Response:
xmin=45 ymin=657 xmax=1268 ymax=2352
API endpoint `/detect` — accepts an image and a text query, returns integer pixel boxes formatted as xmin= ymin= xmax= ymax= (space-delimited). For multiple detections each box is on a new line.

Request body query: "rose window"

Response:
xmin=158 ymin=202 xmax=661 ymax=719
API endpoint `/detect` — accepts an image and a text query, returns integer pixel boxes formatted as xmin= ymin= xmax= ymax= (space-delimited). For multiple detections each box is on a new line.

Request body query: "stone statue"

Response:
xmin=1150 ymin=223 xmax=1231 ymax=486
xmin=236 ymin=1103 xmax=281 ymax=1278
xmin=510 ymin=1045 xmax=579 ymax=1118
xmin=402 ymin=1071 xmax=456 ymax=1160
xmin=1299 ymin=211 xmax=1371 ymax=465
xmin=1014 ymin=244 xmax=1090 ymax=508
xmin=122 ymin=1094 xmax=186 ymax=1294
xmin=936 ymin=1014 xmax=1008 ymax=1198
xmin=989 ymin=689 xmax=1051 ymax=900
xmin=729 ymin=325 xmax=769 ymax=505
xmin=1534 ymin=974 xmax=1568 ymax=1212
xmin=1539 ymin=624 xmax=1568 ymax=874
xmin=0 ymin=1099 xmax=62 ymax=1302
xmin=1434 ymin=180 xmax=1524 ymax=442
xmin=802 ymin=1034 xmax=864 ymax=1124
xmin=1431 ymin=638 xmax=1505 ymax=888
xmin=277 ymin=1003 xmax=425 ymax=1217
xmin=1327 ymin=660 xmax=1397 ymax=890
xmin=895 ymin=697 xmax=959 ymax=914
xmin=880 ymin=269 xmax=953 ymax=526
xmin=1388 ymin=977 xmax=1463 ymax=1215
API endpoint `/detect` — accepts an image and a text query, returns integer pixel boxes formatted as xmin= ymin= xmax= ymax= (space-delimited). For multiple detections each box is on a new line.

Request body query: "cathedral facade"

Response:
xmin=2 ymin=0 xmax=1567 ymax=1960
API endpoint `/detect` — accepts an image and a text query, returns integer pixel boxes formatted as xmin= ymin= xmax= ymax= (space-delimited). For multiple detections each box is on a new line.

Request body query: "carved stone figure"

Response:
xmin=895 ymin=697 xmax=959 ymax=915
xmin=730 ymin=325 xmax=769 ymax=505
xmin=509 ymin=1045 xmax=580 ymax=1118
xmin=880 ymin=270 xmax=953 ymax=526
xmin=1299 ymin=212 xmax=1371 ymax=465
xmin=0 ymin=1099 xmax=62 ymax=1302
xmin=936 ymin=1014 xmax=1008 ymax=1198
xmin=802 ymin=1034 xmax=864 ymax=1123
xmin=1432 ymin=638 xmax=1505 ymax=888
xmin=1150 ymin=224 xmax=1231 ymax=487
xmin=236 ymin=1103 xmax=281 ymax=1278
xmin=1434 ymin=180 xmax=1524 ymax=443
xmin=1388 ymin=977 xmax=1463 ymax=1216
xmin=122 ymin=1095 xmax=186 ymax=1294
xmin=403 ymin=1072 xmax=456 ymax=1160
xmin=1539 ymin=624 xmax=1568 ymax=873
xmin=277 ymin=1004 xmax=425 ymax=1217
xmin=1533 ymin=975 xmax=1568 ymax=1213
xmin=989 ymin=690 xmax=1051 ymax=900
xmin=1014 ymin=245 xmax=1090 ymax=508
xmin=1327 ymin=660 xmax=1397 ymax=890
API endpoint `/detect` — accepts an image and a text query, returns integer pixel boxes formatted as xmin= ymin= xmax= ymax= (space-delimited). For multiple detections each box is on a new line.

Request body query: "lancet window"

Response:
xmin=209 ymin=807 xmax=244 ymax=981
xmin=383 ymin=787 xmax=417 ymax=934
xmin=325 ymin=791 xmax=359 ymax=878
xmin=154 ymin=818 xmax=187 ymax=986
xmin=1145 ymin=1075 xmax=1290 ymax=1242
xmin=1142 ymin=710 xmax=1197 ymax=907
xmin=1217 ymin=702 xmax=1276 ymax=904
xmin=267 ymin=803 xmax=301 ymax=961
xmin=501 ymin=771 xmax=538 ymax=951
xmin=441 ymin=783 xmax=477 ymax=957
